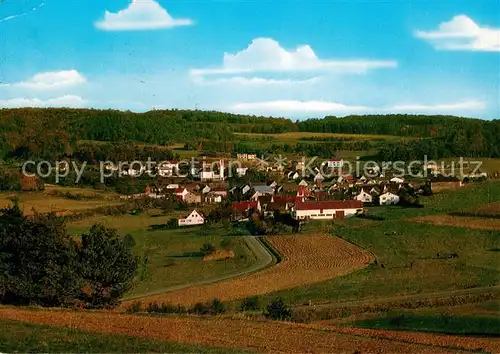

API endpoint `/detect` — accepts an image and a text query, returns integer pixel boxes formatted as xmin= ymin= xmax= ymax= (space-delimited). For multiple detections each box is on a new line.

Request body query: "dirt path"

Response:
xmin=0 ymin=308 xmax=480 ymax=353
xmin=121 ymin=234 xmax=373 ymax=308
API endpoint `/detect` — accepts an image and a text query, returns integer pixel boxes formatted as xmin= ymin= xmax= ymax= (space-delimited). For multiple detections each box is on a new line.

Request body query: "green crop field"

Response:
xmin=343 ymin=299 xmax=500 ymax=336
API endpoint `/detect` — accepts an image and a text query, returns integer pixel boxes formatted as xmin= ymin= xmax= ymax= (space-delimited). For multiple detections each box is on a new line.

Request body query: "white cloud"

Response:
xmin=230 ymin=99 xmax=486 ymax=116
xmin=191 ymin=38 xmax=397 ymax=83
xmin=95 ymin=0 xmax=193 ymax=31
xmin=192 ymin=75 xmax=321 ymax=86
xmin=3 ymin=70 xmax=87 ymax=90
xmin=415 ymin=15 xmax=500 ymax=52
xmin=0 ymin=95 xmax=86 ymax=108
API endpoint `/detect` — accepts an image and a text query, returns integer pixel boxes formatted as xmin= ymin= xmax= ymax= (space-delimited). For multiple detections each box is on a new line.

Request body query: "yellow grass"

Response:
xmin=411 ymin=214 xmax=500 ymax=230
xmin=0 ymin=188 xmax=122 ymax=216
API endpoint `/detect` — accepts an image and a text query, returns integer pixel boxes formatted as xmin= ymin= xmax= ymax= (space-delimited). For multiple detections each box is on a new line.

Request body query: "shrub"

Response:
xmin=209 ymin=298 xmax=226 ymax=314
xmin=125 ymin=301 xmax=142 ymax=313
xmin=200 ymin=243 xmax=216 ymax=255
xmin=264 ymin=297 xmax=293 ymax=321
xmin=240 ymin=296 xmax=260 ymax=311
xmin=191 ymin=302 xmax=210 ymax=315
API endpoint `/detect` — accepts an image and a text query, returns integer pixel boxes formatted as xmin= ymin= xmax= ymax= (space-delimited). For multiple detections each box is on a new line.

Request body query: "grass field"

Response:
xmin=68 ymin=213 xmax=259 ymax=297
xmin=120 ymin=234 xmax=372 ymax=307
xmin=349 ymin=312 xmax=500 ymax=337
xmin=246 ymin=181 xmax=500 ymax=308
xmin=0 ymin=188 xmax=122 ymax=216
xmin=0 ymin=319 xmax=242 ymax=353
xmin=235 ymin=132 xmax=406 ymax=143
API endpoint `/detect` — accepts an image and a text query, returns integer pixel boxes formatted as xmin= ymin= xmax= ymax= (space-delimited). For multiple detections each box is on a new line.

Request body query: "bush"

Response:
xmin=240 ymin=296 xmax=260 ymax=311
xmin=264 ymin=297 xmax=293 ymax=321
xmin=209 ymin=298 xmax=226 ymax=314
xmin=191 ymin=302 xmax=210 ymax=315
xmin=200 ymin=243 xmax=216 ymax=255
xmin=125 ymin=301 xmax=142 ymax=313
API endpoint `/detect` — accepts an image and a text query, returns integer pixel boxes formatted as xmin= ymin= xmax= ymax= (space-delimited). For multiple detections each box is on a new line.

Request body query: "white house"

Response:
xmin=204 ymin=192 xmax=222 ymax=204
xmin=202 ymin=185 xmax=211 ymax=194
xmin=299 ymin=179 xmax=309 ymax=187
xmin=175 ymin=188 xmax=189 ymax=200
xmin=241 ymin=184 xmax=251 ymax=195
xmin=390 ymin=177 xmax=405 ymax=184
xmin=158 ymin=161 xmax=178 ymax=177
xmin=314 ymin=173 xmax=325 ymax=184
xmin=166 ymin=184 xmax=179 ymax=190
xmin=236 ymin=167 xmax=248 ymax=177
xmin=356 ymin=190 xmax=373 ymax=203
xmin=292 ymin=200 xmax=363 ymax=220
xmin=327 ymin=159 xmax=344 ymax=168
xmin=288 ymin=171 xmax=300 ymax=180
xmin=178 ymin=210 xmax=205 ymax=226
xmin=379 ymin=192 xmax=400 ymax=205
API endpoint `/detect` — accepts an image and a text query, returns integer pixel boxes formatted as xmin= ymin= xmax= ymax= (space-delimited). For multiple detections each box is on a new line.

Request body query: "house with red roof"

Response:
xmin=291 ymin=200 xmax=363 ymax=220
xmin=231 ymin=200 xmax=261 ymax=220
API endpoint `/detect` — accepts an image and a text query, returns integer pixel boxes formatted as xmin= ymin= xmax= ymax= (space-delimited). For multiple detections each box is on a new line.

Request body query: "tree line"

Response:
xmin=0 ymin=108 xmax=498 ymax=161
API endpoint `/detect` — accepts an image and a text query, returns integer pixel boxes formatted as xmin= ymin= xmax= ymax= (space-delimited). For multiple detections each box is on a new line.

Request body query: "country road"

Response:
xmin=122 ymin=236 xmax=276 ymax=302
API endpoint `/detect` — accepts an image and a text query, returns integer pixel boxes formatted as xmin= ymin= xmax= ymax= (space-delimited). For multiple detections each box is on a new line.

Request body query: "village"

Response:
xmin=116 ymin=155 xmax=479 ymax=228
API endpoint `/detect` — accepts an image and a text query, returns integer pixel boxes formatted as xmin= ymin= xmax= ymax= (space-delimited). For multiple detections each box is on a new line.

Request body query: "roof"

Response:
xmin=257 ymin=195 xmax=272 ymax=204
xmin=295 ymin=200 xmax=363 ymax=211
xmin=253 ymin=185 xmax=274 ymax=194
xmin=273 ymin=195 xmax=297 ymax=203
xmin=232 ymin=201 xmax=258 ymax=212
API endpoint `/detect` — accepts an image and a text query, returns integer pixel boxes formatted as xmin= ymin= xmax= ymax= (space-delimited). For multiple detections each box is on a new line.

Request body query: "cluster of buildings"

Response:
xmin=122 ymin=156 xmax=433 ymax=227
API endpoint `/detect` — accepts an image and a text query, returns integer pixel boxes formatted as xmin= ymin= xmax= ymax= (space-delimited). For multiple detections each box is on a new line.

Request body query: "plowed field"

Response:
xmin=0 ymin=307 xmax=482 ymax=353
xmin=122 ymin=234 xmax=373 ymax=307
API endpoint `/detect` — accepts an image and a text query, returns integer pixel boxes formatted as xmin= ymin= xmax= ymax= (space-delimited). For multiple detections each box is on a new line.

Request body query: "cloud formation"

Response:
xmin=192 ymin=75 xmax=321 ymax=86
xmin=191 ymin=38 xmax=397 ymax=83
xmin=0 ymin=95 xmax=86 ymax=108
xmin=415 ymin=15 xmax=500 ymax=52
xmin=95 ymin=0 xmax=193 ymax=31
xmin=230 ymin=99 xmax=485 ymax=116
xmin=2 ymin=70 xmax=87 ymax=90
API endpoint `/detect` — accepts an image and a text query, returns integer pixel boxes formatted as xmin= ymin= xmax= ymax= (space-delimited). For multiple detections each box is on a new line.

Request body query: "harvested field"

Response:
xmin=0 ymin=307 xmax=484 ymax=353
xmin=303 ymin=322 xmax=500 ymax=353
xmin=411 ymin=214 xmax=500 ymax=230
xmin=121 ymin=234 xmax=373 ymax=307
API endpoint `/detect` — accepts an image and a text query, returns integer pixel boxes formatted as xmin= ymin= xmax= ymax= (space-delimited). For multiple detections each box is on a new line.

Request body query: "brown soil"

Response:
xmin=122 ymin=234 xmax=373 ymax=308
xmin=0 ymin=307 xmax=484 ymax=353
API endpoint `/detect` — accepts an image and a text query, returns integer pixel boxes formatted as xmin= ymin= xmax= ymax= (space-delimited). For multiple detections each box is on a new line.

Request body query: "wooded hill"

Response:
xmin=0 ymin=108 xmax=499 ymax=161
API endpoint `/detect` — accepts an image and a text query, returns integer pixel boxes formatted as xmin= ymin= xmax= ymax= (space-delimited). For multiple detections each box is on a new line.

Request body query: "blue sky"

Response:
xmin=0 ymin=0 xmax=498 ymax=119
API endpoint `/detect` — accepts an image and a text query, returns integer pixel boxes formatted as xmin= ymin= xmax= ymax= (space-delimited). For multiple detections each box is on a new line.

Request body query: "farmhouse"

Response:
xmin=158 ymin=161 xmax=178 ymax=177
xmin=379 ymin=192 xmax=400 ymax=205
xmin=356 ymin=190 xmax=373 ymax=203
xmin=292 ymin=200 xmax=363 ymax=220
xmin=184 ymin=191 xmax=202 ymax=204
xmin=236 ymin=167 xmax=248 ymax=177
xmin=178 ymin=210 xmax=204 ymax=227
xmin=204 ymin=192 xmax=222 ymax=204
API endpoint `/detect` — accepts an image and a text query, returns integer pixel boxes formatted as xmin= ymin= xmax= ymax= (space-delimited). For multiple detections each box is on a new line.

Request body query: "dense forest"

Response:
xmin=0 ymin=108 xmax=498 ymax=161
